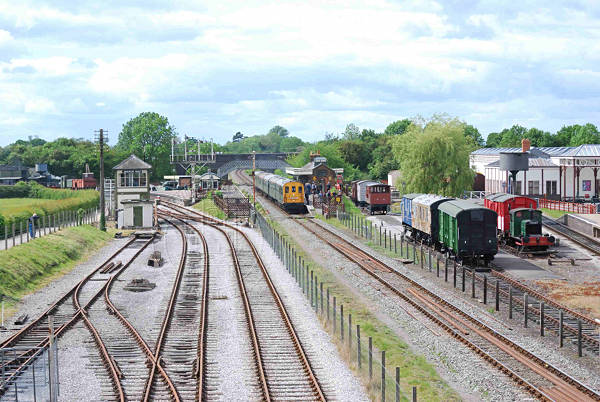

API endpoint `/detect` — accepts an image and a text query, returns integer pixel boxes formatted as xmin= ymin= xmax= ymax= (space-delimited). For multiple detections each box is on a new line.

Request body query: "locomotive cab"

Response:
xmin=509 ymin=208 xmax=555 ymax=250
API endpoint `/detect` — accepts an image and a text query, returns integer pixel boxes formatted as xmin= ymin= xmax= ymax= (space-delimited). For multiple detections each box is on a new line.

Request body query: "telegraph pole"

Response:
xmin=95 ymin=129 xmax=107 ymax=232
xmin=252 ymin=151 xmax=256 ymax=211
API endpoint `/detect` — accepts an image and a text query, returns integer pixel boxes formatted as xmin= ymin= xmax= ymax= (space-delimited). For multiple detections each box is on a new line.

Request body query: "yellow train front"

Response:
xmin=254 ymin=171 xmax=308 ymax=213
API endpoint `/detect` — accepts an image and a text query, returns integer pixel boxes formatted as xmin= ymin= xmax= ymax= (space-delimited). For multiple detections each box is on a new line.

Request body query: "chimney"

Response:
xmin=521 ymin=138 xmax=530 ymax=153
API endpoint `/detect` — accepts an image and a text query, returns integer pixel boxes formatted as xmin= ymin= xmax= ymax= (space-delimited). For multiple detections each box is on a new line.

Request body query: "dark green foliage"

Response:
xmin=485 ymin=123 xmax=600 ymax=148
xmin=384 ymin=119 xmax=412 ymax=136
xmin=117 ymin=112 xmax=177 ymax=180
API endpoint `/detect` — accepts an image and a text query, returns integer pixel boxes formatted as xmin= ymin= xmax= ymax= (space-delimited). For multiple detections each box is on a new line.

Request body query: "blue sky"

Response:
xmin=0 ymin=0 xmax=599 ymax=146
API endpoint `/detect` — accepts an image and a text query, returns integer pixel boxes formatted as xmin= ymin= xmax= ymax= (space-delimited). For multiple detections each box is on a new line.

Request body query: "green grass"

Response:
xmin=192 ymin=191 xmax=227 ymax=220
xmin=262 ymin=212 xmax=459 ymax=401
xmin=0 ymin=225 xmax=114 ymax=317
xmin=540 ymin=208 xmax=570 ymax=219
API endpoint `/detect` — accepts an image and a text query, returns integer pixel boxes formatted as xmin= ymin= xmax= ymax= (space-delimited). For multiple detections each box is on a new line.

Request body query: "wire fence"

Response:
xmin=0 ymin=343 xmax=59 ymax=402
xmin=1 ymin=208 xmax=99 ymax=251
xmin=256 ymin=210 xmax=418 ymax=401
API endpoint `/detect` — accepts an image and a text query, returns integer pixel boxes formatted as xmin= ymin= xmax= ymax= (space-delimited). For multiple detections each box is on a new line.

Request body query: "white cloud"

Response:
xmin=24 ymin=98 xmax=57 ymax=114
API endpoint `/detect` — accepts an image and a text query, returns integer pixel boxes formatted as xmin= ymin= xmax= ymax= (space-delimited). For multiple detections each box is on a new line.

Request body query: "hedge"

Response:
xmin=0 ymin=183 xmax=99 ymax=237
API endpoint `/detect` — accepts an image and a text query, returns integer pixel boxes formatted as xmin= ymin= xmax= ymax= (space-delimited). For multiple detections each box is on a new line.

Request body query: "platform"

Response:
xmin=491 ymin=250 xmax=563 ymax=280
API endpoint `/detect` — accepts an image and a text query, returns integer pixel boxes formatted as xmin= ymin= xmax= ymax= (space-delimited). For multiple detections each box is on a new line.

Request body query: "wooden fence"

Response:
xmin=538 ymin=198 xmax=597 ymax=214
xmin=214 ymin=195 xmax=250 ymax=218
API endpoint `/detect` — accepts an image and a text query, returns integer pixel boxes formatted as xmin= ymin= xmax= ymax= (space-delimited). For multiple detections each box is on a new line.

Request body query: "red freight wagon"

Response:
xmin=484 ymin=194 xmax=537 ymax=232
xmin=365 ymin=183 xmax=390 ymax=214
xmin=72 ymin=177 xmax=97 ymax=190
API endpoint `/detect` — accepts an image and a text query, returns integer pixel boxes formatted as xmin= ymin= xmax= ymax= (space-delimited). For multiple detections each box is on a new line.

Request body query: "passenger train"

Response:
xmin=254 ymin=171 xmax=308 ymax=214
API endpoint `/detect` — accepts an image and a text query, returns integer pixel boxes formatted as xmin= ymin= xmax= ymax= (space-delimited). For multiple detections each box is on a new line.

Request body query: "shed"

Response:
xmin=199 ymin=172 xmax=220 ymax=190
xmin=117 ymin=200 xmax=154 ymax=229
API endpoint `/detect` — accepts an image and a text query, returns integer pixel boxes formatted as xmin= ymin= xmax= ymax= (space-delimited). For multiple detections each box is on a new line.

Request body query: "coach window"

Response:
xmin=299 ymin=186 xmax=303 ymax=193
xmin=292 ymin=186 xmax=296 ymax=192
xmin=285 ymin=187 xmax=289 ymax=193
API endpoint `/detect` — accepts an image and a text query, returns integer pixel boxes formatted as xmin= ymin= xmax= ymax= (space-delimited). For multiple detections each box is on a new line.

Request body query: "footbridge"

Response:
xmin=172 ymin=153 xmax=295 ymax=178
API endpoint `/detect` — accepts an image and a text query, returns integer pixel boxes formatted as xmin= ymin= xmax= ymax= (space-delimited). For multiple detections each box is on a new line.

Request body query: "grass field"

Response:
xmin=0 ymin=225 xmax=114 ymax=318
xmin=192 ymin=192 xmax=227 ymax=220
xmin=540 ymin=208 xmax=571 ymax=219
xmin=0 ymin=198 xmax=58 ymax=211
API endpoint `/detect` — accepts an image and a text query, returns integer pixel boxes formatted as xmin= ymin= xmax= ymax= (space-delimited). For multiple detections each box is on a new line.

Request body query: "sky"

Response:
xmin=0 ymin=0 xmax=599 ymax=147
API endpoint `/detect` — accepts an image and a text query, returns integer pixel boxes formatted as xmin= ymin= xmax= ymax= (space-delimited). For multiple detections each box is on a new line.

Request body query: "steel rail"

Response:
xmin=1 ymin=236 xmax=152 ymax=398
xmin=0 ymin=236 xmax=137 ymax=350
xmin=103 ymin=230 xmax=180 ymax=402
xmin=542 ymin=216 xmax=600 ymax=255
xmin=158 ymin=202 xmax=326 ymax=401
xmin=167 ymin=217 xmax=210 ymax=402
xmin=299 ymin=218 xmax=600 ymax=402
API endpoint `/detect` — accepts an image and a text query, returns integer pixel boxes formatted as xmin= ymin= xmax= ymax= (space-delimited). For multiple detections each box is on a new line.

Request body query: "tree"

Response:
xmin=117 ymin=112 xmax=177 ymax=180
xmin=368 ymin=135 xmax=399 ymax=179
xmin=343 ymin=123 xmax=360 ymax=140
xmin=232 ymin=132 xmax=244 ymax=142
xmin=485 ymin=132 xmax=502 ymax=147
xmin=464 ymin=124 xmax=484 ymax=148
xmin=568 ymin=124 xmax=600 ymax=146
xmin=268 ymin=125 xmax=289 ymax=137
xmin=384 ymin=119 xmax=412 ymax=136
xmin=337 ymin=140 xmax=371 ymax=170
xmin=392 ymin=116 xmax=474 ymax=196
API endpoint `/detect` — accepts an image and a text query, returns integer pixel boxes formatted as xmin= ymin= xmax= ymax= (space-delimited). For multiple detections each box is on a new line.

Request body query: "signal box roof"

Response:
xmin=438 ymin=199 xmax=489 ymax=217
xmin=113 ymin=154 xmax=152 ymax=170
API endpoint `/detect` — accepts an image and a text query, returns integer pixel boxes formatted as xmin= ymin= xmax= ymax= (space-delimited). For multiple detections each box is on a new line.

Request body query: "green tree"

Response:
xmin=337 ymin=140 xmax=370 ymax=170
xmin=268 ymin=125 xmax=289 ymax=137
xmin=568 ymin=124 xmax=600 ymax=146
xmin=368 ymin=135 xmax=399 ymax=179
xmin=485 ymin=132 xmax=502 ymax=147
xmin=343 ymin=123 xmax=360 ymax=140
xmin=464 ymin=124 xmax=484 ymax=148
xmin=117 ymin=112 xmax=177 ymax=180
xmin=384 ymin=119 xmax=412 ymax=136
xmin=392 ymin=116 xmax=474 ymax=196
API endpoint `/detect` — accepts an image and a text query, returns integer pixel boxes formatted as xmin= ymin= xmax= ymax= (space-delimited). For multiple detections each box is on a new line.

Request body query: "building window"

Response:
xmin=546 ymin=180 xmax=557 ymax=195
xmin=119 ymin=170 xmax=147 ymax=187
xmin=528 ymin=181 xmax=540 ymax=195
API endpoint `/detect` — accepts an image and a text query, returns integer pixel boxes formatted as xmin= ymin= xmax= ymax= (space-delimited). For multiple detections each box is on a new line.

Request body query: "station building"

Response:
xmin=285 ymin=151 xmax=343 ymax=188
xmin=470 ymin=142 xmax=600 ymax=200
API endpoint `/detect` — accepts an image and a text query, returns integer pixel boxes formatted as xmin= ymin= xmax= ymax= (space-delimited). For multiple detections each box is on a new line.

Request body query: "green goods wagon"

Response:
xmin=438 ymin=199 xmax=497 ymax=265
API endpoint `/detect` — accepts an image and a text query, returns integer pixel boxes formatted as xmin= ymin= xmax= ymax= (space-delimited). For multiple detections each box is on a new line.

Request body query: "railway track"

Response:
xmin=158 ymin=201 xmax=326 ymax=401
xmin=0 ymin=235 xmax=156 ymax=399
xmin=232 ymin=169 xmax=600 ymax=352
xmin=542 ymin=216 xmax=600 ymax=255
xmin=297 ymin=218 xmax=599 ymax=401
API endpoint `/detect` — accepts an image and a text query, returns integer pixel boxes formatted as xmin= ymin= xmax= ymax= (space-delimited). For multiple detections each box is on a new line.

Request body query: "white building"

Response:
xmin=470 ymin=144 xmax=600 ymax=200
xmin=113 ymin=154 xmax=154 ymax=229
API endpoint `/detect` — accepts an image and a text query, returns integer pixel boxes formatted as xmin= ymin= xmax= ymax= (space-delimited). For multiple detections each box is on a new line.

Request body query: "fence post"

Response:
xmin=314 ymin=274 xmax=318 ymax=312
xmin=471 ymin=270 xmax=476 ymax=298
xmin=540 ymin=302 xmax=544 ymax=337
xmin=394 ymin=234 xmax=397 ymax=254
xmin=327 ymin=289 xmax=330 ymax=322
xmin=559 ymin=311 xmax=563 ymax=347
xmin=12 ymin=223 xmax=15 ymax=247
xmin=509 ymin=286 xmax=513 ymax=319
xmin=412 ymin=386 xmax=417 ymax=402
xmin=495 ymin=280 xmax=500 ymax=311
xmin=341 ymin=304 xmax=344 ymax=341
xmin=310 ymin=271 xmax=314 ymax=307
xmin=357 ymin=325 xmax=361 ymax=369
xmin=381 ymin=350 xmax=386 ymax=402
xmin=577 ymin=320 xmax=582 ymax=357
xmin=320 ymin=282 xmax=324 ymax=313
xmin=524 ymin=293 xmax=528 ymax=328
xmin=368 ymin=337 xmax=373 ymax=379
xmin=20 ymin=220 xmax=23 ymax=244
xmin=396 ymin=366 xmax=400 ymax=402
xmin=483 ymin=275 xmax=487 ymax=304
xmin=333 ymin=297 xmax=337 ymax=332
xmin=420 ymin=246 xmax=423 ymax=269
xmin=5 ymin=224 xmax=7 ymax=250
